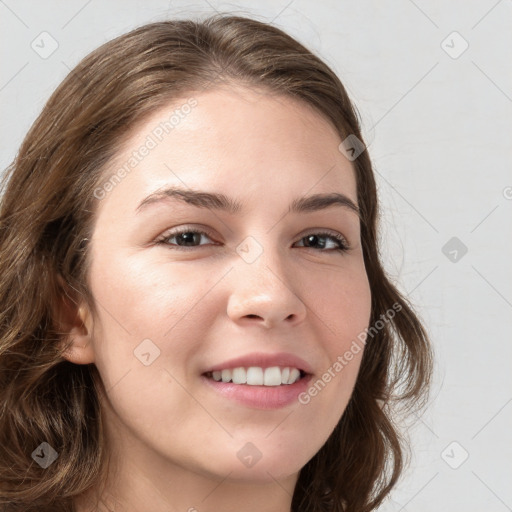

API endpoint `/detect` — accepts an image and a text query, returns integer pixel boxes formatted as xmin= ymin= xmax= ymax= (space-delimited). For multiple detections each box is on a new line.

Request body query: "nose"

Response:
xmin=226 ymin=243 xmax=307 ymax=329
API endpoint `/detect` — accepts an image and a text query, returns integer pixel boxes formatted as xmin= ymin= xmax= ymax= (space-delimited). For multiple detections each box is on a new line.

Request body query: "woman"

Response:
xmin=0 ymin=14 xmax=432 ymax=512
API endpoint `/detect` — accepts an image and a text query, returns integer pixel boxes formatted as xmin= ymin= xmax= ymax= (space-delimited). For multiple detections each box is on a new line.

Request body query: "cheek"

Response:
xmin=302 ymin=265 xmax=371 ymax=403
xmin=91 ymin=258 xmax=197 ymax=332
xmin=311 ymin=263 xmax=372 ymax=340
xmin=87 ymin=255 xmax=219 ymax=439
xmin=87 ymin=249 xmax=231 ymax=389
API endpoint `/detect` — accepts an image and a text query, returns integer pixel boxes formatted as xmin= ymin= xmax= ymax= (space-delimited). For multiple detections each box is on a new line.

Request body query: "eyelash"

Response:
xmin=155 ymin=227 xmax=350 ymax=253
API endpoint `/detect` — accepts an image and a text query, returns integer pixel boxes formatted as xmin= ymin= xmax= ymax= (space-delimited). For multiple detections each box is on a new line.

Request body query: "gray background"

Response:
xmin=1 ymin=1 xmax=511 ymax=510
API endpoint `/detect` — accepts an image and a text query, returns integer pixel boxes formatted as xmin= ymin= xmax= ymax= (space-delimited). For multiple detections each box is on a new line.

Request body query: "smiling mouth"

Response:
xmin=202 ymin=366 xmax=308 ymax=386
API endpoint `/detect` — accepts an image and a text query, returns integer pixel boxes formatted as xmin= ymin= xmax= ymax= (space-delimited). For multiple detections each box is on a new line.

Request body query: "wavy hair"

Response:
xmin=0 ymin=14 xmax=433 ymax=512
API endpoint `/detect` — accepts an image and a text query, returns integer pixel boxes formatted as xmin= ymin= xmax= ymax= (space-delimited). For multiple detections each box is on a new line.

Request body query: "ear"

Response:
xmin=55 ymin=274 xmax=95 ymax=365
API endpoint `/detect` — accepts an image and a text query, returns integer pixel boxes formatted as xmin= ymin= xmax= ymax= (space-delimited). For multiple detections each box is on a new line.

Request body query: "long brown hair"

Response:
xmin=0 ymin=14 xmax=433 ymax=512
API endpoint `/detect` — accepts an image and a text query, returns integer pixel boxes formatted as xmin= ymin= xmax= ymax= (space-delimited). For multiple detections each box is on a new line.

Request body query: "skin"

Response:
xmin=65 ymin=84 xmax=372 ymax=512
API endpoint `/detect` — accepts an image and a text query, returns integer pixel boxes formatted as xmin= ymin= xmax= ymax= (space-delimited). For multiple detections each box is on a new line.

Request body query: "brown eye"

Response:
xmin=294 ymin=232 xmax=349 ymax=252
xmin=156 ymin=228 xmax=216 ymax=250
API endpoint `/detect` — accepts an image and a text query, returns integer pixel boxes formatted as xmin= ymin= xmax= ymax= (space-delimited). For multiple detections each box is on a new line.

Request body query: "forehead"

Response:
xmin=94 ymin=85 xmax=357 ymax=219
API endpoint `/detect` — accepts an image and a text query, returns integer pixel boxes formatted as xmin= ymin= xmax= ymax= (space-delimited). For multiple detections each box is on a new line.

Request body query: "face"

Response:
xmin=74 ymin=85 xmax=371 ymax=488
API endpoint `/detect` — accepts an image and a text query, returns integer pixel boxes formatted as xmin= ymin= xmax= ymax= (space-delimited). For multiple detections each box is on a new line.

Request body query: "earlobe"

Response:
xmin=55 ymin=275 xmax=95 ymax=365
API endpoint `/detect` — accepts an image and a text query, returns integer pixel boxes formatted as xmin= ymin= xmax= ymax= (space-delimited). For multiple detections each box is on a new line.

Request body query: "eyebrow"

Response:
xmin=136 ymin=187 xmax=360 ymax=218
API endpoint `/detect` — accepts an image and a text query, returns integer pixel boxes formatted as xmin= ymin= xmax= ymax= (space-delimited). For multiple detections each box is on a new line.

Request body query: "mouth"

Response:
xmin=202 ymin=366 xmax=309 ymax=386
xmin=201 ymin=366 xmax=313 ymax=410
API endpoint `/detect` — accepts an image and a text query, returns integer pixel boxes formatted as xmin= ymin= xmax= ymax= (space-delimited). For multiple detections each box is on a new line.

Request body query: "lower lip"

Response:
xmin=201 ymin=373 xmax=313 ymax=410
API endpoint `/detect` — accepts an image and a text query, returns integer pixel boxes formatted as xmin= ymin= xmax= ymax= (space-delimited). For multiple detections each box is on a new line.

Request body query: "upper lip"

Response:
xmin=203 ymin=352 xmax=313 ymax=375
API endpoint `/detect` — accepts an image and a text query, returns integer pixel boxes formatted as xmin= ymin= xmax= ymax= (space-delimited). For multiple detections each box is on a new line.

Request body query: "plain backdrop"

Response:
xmin=1 ymin=1 xmax=511 ymax=510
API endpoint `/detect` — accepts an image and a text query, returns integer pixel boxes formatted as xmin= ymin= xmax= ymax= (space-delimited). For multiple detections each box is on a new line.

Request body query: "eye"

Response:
xmin=294 ymin=231 xmax=349 ymax=252
xmin=155 ymin=227 xmax=216 ymax=249
xmin=155 ymin=227 xmax=349 ymax=253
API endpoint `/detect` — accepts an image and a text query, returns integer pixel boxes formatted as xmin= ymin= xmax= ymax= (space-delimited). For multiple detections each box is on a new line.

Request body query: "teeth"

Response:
xmin=208 ymin=366 xmax=303 ymax=386
xmin=264 ymin=367 xmax=281 ymax=386
xmin=288 ymin=368 xmax=300 ymax=384
xmin=246 ymin=367 xmax=263 ymax=385
xmin=232 ymin=367 xmax=246 ymax=384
